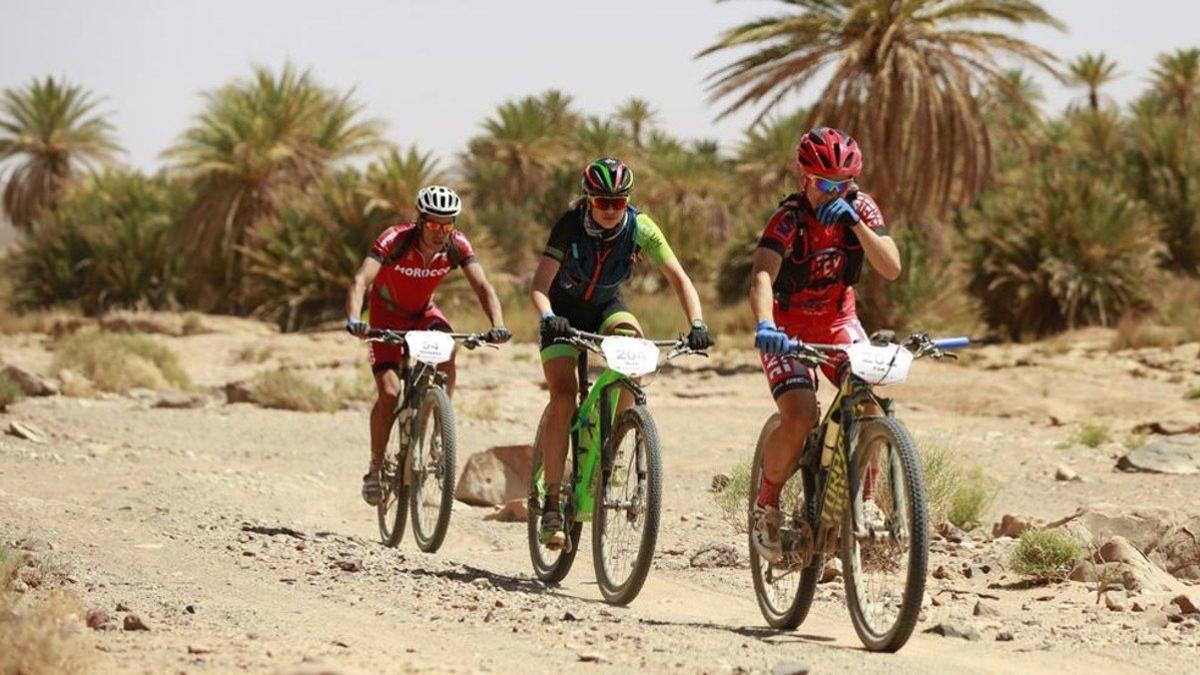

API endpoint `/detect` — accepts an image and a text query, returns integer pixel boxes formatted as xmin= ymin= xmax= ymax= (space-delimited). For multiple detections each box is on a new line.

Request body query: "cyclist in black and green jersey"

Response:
xmin=530 ymin=157 xmax=714 ymax=548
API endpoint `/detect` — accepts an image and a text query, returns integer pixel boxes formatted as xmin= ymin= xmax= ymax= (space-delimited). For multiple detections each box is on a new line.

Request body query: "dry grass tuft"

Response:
xmin=1010 ymin=529 xmax=1082 ymax=582
xmin=920 ymin=438 xmax=996 ymax=530
xmin=251 ymin=369 xmax=339 ymax=413
xmin=1111 ymin=314 xmax=1184 ymax=350
xmin=332 ymin=366 xmax=376 ymax=403
xmin=1073 ymin=422 xmax=1111 ymax=448
xmin=51 ymin=330 xmax=190 ymax=393
xmin=0 ymin=545 xmax=91 ymax=674
xmin=0 ymin=372 xmax=24 ymax=411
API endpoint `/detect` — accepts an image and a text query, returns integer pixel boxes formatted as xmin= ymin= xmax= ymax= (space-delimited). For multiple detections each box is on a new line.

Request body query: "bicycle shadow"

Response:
xmin=635 ymin=617 xmax=839 ymax=646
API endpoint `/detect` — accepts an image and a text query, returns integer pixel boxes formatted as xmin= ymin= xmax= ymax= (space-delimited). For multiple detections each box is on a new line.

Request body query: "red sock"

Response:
xmin=756 ymin=474 xmax=783 ymax=508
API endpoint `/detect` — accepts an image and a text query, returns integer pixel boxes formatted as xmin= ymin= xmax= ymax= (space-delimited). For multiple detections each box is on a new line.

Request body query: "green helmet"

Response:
xmin=581 ymin=157 xmax=633 ymax=197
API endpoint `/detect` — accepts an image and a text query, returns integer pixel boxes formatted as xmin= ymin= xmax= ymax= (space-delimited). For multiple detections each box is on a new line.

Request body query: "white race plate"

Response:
xmin=404 ymin=331 xmax=456 ymax=365
xmin=600 ymin=335 xmax=661 ymax=377
xmin=844 ymin=342 xmax=913 ymax=386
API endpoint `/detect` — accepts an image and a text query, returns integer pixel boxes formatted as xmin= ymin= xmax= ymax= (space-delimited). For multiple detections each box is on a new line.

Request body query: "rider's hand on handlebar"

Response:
xmin=754 ymin=321 xmax=790 ymax=356
xmin=482 ymin=326 xmax=512 ymax=344
xmin=346 ymin=317 xmax=370 ymax=339
xmin=686 ymin=319 xmax=715 ymax=351
xmin=539 ymin=312 xmax=571 ymax=342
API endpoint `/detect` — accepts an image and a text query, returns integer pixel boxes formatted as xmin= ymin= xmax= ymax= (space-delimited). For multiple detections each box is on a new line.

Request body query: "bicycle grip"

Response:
xmin=933 ymin=336 xmax=970 ymax=350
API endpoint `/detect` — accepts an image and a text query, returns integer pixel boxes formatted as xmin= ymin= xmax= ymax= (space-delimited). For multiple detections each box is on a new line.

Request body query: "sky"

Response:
xmin=2 ymin=0 xmax=1199 ymax=173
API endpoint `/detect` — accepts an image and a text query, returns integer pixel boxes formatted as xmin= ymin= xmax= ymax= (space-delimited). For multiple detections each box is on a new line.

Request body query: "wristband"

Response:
xmin=540 ymin=311 xmax=555 ymax=320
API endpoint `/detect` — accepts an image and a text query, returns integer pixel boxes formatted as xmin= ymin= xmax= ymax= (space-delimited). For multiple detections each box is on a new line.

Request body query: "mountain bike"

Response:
xmin=527 ymin=328 xmax=703 ymax=605
xmin=366 ymin=328 xmax=499 ymax=552
xmin=749 ymin=331 xmax=968 ymax=652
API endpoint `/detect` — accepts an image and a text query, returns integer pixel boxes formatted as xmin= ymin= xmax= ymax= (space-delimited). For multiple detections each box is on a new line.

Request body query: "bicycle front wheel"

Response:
xmin=841 ymin=416 xmax=928 ymax=652
xmin=377 ymin=408 xmax=410 ymax=548
xmin=409 ymin=386 xmax=456 ymax=553
xmin=527 ymin=410 xmax=583 ymax=584
xmin=592 ymin=404 xmax=662 ymax=606
xmin=749 ymin=413 xmax=821 ymax=629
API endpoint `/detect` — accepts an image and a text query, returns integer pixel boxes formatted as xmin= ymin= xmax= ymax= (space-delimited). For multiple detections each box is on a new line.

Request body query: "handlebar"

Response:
xmin=782 ymin=332 xmax=970 ymax=366
xmin=364 ymin=328 xmax=501 ymax=350
xmin=553 ymin=328 xmax=705 ymax=362
xmin=933 ymin=336 xmax=970 ymax=350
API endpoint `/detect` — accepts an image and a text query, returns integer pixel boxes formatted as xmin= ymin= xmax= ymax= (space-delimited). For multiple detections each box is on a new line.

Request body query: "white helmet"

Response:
xmin=415 ymin=185 xmax=462 ymax=218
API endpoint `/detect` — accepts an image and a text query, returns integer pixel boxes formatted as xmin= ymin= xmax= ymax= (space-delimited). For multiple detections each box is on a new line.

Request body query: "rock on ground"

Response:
xmin=2 ymin=364 xmax=59 ymax=396
xmin=483 ymin=498 xmax=528 ymax=523
xmin=993 ymin=514 xmax=1044 ymax=539
xmin=1069 ymin=536 xmax=1184 ymax=594
xmin=454 ymin=444 xmax=533 ymax=507
xmin=1117 ymin=436 xmax=1200 ymax=475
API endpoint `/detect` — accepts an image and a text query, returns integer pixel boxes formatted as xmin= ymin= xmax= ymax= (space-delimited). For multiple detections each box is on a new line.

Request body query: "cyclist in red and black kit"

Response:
xmin=748 ymin=128 xmax=902 ymax=563
xmin=345 ymin=185 xmax=510 ymax=506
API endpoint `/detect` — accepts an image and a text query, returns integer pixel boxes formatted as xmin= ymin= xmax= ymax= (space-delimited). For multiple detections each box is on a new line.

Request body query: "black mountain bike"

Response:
xmin=366 ymin=328 xmax=498 ymax=552
xmin=749 ymin=331 xmax=968 ymax=652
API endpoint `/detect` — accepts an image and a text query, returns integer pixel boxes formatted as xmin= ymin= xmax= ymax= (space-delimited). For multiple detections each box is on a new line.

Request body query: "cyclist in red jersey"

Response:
xmin=345 ymin=185 xmax=510 ymax=506
xmin=748 ymin=128 xmax=902 ymax=563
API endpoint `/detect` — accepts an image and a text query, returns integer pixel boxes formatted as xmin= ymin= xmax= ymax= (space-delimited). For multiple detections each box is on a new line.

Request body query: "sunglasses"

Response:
xmin=423 ymin=218 xmax=456 ymax=233
xmin=811 ymin=176 xmax=851 ymax=195
xmin=589 ymin=196 xmax=629 ymax=211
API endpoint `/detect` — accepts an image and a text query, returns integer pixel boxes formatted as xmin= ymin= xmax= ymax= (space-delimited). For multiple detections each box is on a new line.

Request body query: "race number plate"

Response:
xmin=404 ymin=331 xmax=456 ymax=365
xmin=844 ymin=342 xmax=913 ymax=385
xmin=600 ymin=336 xmax=660 ymax=377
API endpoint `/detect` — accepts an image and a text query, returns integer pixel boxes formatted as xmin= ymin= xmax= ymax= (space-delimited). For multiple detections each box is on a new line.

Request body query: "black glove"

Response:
xmin=539 ymin=313 xmax=571 ymax=341
xmin=483 ymin=326 xmax=512 ymax=344
xmin=346 ymin=318 xmax=370 ymax=338
xmin=686 ymin=319 xmax=715 ymax=351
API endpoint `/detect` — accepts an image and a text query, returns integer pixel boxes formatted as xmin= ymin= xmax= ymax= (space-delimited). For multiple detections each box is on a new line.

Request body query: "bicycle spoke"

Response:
xmin=849 ymin=437 xmax=911 ymax=634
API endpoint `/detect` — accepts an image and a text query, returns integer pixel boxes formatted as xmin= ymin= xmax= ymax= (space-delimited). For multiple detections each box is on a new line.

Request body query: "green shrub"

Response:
xmin=1074 ymin=423 xmax=1111 ymax=448
xmin=1010 ymin=529 xmax=1082 ymax=581
xmin=711 ymin=460 xmax=807 ymax=534
xmin=1184 ymin=387 xmax=1200 ymax=401
xmin=7 ymin=170 xmax=187 ymax=314
xmin=964 ymin=159 xmax=1160 ymax=339
xmin=0 ymin=373 xmax=24 ymax=411
xmin=52 ymin=330 xmax=190 ymax=393
xmin=251 ymin=369 xmax=338 ymax=413
xmin=919 ymin=438 xmax=996 ymax=530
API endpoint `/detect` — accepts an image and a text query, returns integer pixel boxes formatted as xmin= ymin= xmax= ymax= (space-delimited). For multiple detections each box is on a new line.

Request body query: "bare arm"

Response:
xmin=750 ymin=248 xmax=782 ymax=324
xmin=530 ymin=256 xmax=561 ymax=316
xmin=659 ymin=258 xmax=704 ymax=324
xmin=853 ymin=223 xmax=901 ymax=281
xmin=461 ymin=261 xmax=505 ymax=327
xmin=346 ymin=257 xmax=381 ymax=321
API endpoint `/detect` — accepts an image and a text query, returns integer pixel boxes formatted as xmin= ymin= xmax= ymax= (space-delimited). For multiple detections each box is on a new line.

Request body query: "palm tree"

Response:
xmin=572 ymin=116 xmax=633 ymax=161
xmin=697 ymin=0 xmax=1063 ymax=220
xmin=735 ymin=108 xmax=808 ymax=203
xmin=166 ymin=63 xmax=383 ymax=308
xmin=460 ymin=93 xmax=573 ymax=206
xmin=1151 ymin=48 xmax=1200 ymax=119
xmin=1067 ymin=53 xmax=1119 ymax=111
xmin=362 ymin=145 xmax=446 ymax=221
xmin=614 ymin=98 xmax=658 ymax=148
xmin=0 ymin=76 xmax=121 ymax=229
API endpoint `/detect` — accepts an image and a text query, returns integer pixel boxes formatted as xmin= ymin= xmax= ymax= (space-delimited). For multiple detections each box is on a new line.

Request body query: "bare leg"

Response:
xmin=763 ymin=388 xmax=821 ymax=486
xmin=369 ymin=368 xmax=403 ymax=470
xmin=539 ymin=357 xmax=579 ymax=498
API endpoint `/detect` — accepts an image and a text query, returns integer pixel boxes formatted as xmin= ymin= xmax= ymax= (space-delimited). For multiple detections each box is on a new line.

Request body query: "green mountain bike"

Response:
xmin=527 ymin=328 xmax=703 ymax=605
xmin=366 ymin=328 xmax=499 ymax=552
xmin=749 ymin=331 xmax=968 ymax=652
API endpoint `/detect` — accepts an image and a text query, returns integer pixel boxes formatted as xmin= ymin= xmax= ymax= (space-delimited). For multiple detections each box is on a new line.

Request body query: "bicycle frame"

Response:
xmin=534 ymin=353 xmax=643 ymax=523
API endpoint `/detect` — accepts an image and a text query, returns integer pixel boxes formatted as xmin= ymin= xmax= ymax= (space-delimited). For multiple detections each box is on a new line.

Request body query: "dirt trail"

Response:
xmin=2 ymin=322 xmax=1198 ymax=673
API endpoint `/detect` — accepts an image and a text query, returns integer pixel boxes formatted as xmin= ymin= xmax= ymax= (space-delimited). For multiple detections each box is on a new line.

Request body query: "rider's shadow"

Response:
xmin=636 ymin=617 xmax=838 ymax=645
xmin=404 ymin=563 xmax=549 ymax=595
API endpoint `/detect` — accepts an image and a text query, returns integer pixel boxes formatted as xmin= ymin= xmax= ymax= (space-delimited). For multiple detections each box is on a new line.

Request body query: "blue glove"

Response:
xmin=754 ymin=321 xmax=790 ymax=356
xmin=346 ymin=317 xmax=369 ymax=338
xmin=815 ymin=197 xmax=860 ymax=227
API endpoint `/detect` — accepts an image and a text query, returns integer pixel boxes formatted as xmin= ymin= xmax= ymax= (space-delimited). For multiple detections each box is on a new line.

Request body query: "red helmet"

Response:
xmin=796 ymin=127 xmax=862 ymax=179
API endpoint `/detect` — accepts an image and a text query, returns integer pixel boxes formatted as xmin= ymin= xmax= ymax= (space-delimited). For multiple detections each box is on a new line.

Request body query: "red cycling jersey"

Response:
xmin=756 ymin=191 xmax=888 ymax=398
xmin=757 ymin=190 xmax=887 ymax=320
xmin=367 ymin=222 xmax=475 ymax=321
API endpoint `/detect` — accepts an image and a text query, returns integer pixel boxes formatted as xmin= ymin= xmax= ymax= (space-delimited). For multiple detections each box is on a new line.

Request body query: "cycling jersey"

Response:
xmin=757 ymin=191 xmax=887 ymax=318
xmin=543 ymin=204 xmax=676 ymax=305
xmin=367 ymin=222 xmax=475 ymax=319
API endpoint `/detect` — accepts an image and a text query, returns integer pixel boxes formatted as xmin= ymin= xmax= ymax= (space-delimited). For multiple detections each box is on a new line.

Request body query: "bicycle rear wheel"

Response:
xmin=527 ymin=410 xmax=583 ymax=584
xmin=592 ymin=404 xmax=661 ymax=606
xmin=377 ymin=408 xmax=410 ymax=548
xmin=409 ymin=386 xmax=456 ymax=553
xmin=841 ymin=416 xmax=928 ymax=652
xmin=749 ymin=413 xmax=822 ymax=629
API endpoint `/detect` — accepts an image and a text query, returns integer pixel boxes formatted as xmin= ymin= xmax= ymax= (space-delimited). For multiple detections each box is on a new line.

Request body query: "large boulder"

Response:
xmin=455 ymin=444 xmax=533 ymax=507
xmin=1050 ymin=504 xmax=1200 ymax=582
xmin=1068 ymin=536 xmax=1185 ymax=594
xmin=1117 ymin=436 xmax=1200 ymax=475
xmin=1 ymin=365 xmax=59 ymax=397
